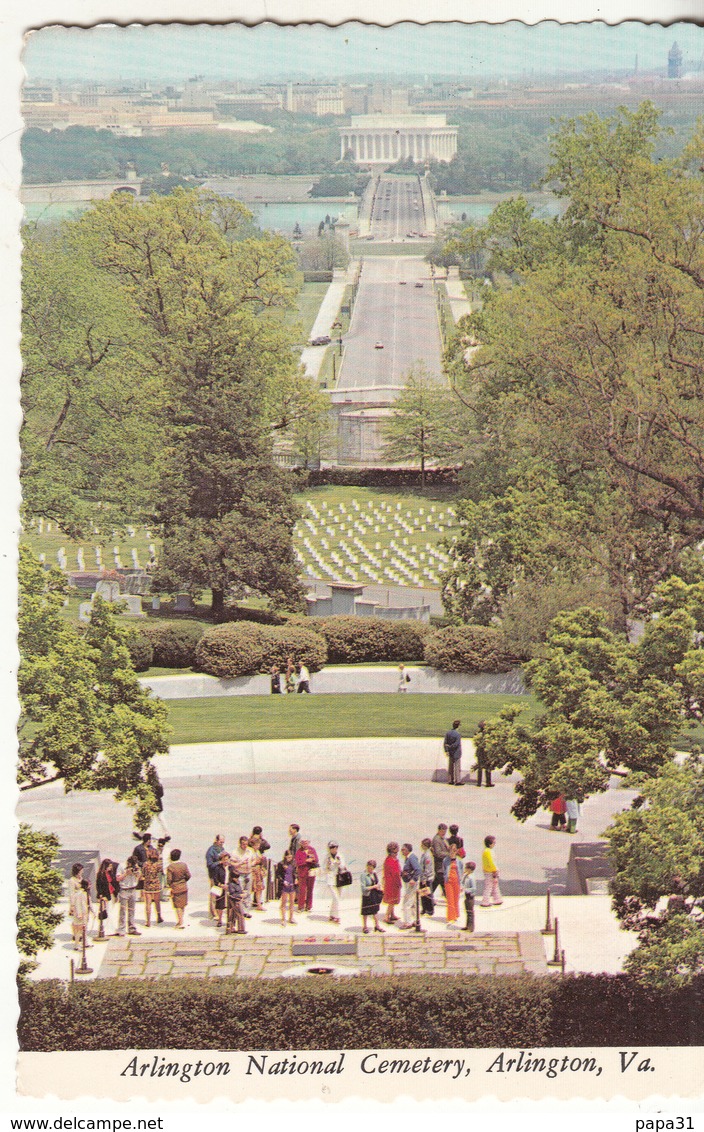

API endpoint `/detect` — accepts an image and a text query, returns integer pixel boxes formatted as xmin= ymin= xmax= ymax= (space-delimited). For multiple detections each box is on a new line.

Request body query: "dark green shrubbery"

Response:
xmin=194 ymin=622 xmax=327 ymax=678
xmin=223 ymin=604 xmax=285 ymax=626
xmin=125 ymin=630 xmax=154 ymax=673
xmin=142 ymin=621 xmax=205 ymax=668
xmin=423 ymin=625 xmax=519 ymax=673
xmin=18 ymin=974 xmax=704 ymax=1051
xmin=302 ymin=616 xmax=428 ymax=664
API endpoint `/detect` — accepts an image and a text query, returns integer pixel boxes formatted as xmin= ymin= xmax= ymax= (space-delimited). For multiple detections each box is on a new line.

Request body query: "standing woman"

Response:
xmin=96 ymin=859 xmax=119 ymax=931
xmin=284 ymin=656 xmax=296 ymax=695
xmin=382 ymin=842 xmax=402 ymax=925
xmin=165 ymin=849 xmax=191 ymax=929
xmin=212 ymin=852 xmax=230 ymax=928
xmin=270 ymin=665 xmax=282 ymax=694
xmin=324 ymin=840 xmax=345 ymax=924
xmin=249 ymin=834 xmax=266 ymax=910
xmin=443 ymin=843 xmax=462 ymax=927
xmin=360 ymin=859 xmax=384 ymax=934
xmin=419 ymin=838 xmax=435 ymax=917
xmin=142 ymin=847 xmax=164 ymax=927
xmin=68 ymin=863 xmax=91 ymax=951
xmin=276 ymin=849 xmax=297 ymax=926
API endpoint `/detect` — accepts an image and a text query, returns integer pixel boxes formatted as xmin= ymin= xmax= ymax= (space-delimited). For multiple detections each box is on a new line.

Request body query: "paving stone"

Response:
xmin=369 ymin=961 xmax=394 ymax=975
xmin=96 ymin=965 xmax=122 ymax=979
xmin=117 ymin=962 xmax=147 ymax=975
xmin=208 ymin=966 xmax=239 ymax=978
xmin=143 ymin=961 xmax=175 ymax=975
xmin=518 ymin=933 xmax=548 ymax=961
xmin=357 ymin=937 xmax=384 ymax=957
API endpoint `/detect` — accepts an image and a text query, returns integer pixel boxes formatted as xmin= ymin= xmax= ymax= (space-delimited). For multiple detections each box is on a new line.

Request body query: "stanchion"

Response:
xmin=560 ymin=949 xmax=566 ymax=975
xmin=548 ymin=917 xmax=562 ymax=967
xmin=266 ymin=859 xmax=275 ymax=903
xmin=541 ymin=888 xmax=554 ymax=935
xmin=69 ymin=958 xmax=75 ymax=984
xmin=413 ymin=889 xmax=421 ymax=933
xmin=75 ymin=927 xmax=94 ymax=976
xmin=93 ymin=897 xmax=108 ymax=942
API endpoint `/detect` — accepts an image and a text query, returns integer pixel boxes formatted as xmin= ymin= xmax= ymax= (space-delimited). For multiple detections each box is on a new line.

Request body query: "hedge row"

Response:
xmin=194 ymin=622 xmax=327 ymax=678
xmin=305 ymin=467 xmax=461 ymax=489
xmin=423 ymin=625 xmax=519 ymax=673
xmin=126 ymin=622 xmax=205 ymax=672
xmin=300 ymin=616 xmax=428 ymax=664
xmin=18 ymin=974 xmax=704 ymax=1051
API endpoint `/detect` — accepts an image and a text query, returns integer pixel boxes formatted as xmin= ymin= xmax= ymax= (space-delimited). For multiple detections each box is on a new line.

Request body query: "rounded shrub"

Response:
xmin=141 ymin=621 xmax=204 ymax=668
xmin=302 ymin=616 xmax=428 ymax=664
xmin=195 ymin=622 xmax=327 ymax=678
xmin=125 ymin=630 xmax=153 ymax=673
xmin=423 ymin=625 xmax=519 ymax=673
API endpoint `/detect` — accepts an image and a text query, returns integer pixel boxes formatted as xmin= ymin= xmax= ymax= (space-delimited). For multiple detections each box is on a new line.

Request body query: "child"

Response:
xmin=461 ymin=860 xmax=477 ymax=932
xmin=276 ymin=849 xmax=297 ymax=926
xmin=226 ymin=867 xmax=246 ymax=935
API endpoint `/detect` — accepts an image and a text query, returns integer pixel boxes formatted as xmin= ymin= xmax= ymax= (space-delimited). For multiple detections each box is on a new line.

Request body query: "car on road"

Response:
xmin=415 ymin=282 xmax=424 ymax=288
xmin=310 ymin=335 xmax=331 ymax=346
xmin=398 ymin=280 xmax=407 ymax=285
xmin=374 ymin=342 xmax=384 ymax=349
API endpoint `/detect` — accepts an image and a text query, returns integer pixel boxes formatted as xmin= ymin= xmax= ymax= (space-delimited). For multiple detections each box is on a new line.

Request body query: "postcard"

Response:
xmin=4 ymin=0 xmax=704 ymax=1119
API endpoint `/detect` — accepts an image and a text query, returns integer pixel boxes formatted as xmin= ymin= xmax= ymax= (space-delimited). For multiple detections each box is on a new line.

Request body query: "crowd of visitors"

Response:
xmin=269 ymin=658 xmax=312 ymax=694
xmin=66 ymin=820 xmax=505 ymax=945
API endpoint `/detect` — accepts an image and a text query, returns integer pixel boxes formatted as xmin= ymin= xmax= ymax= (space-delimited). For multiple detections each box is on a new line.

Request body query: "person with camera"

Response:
xmin=115 ymin=855 xmax=142 ymax=936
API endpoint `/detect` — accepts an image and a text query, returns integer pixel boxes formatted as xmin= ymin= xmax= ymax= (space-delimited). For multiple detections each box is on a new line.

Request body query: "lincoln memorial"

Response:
xmin=340 ymin=114 xmax=458 ymax=165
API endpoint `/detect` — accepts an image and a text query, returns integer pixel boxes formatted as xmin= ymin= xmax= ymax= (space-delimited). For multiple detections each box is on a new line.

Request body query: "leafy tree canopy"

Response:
xmin=18 ymin=548 xmax=170 ymax=824
xmin=17 ymin=824 xmax=64 ymax=977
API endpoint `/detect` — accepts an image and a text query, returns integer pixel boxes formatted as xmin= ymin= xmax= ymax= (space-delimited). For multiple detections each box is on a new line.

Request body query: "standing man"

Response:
xmin=114 ymin=855 xmax=141 ymax=937
xmin=431 ymin=823 xmax=450 ymax=900
xmin=206 ymin=834 xmax=225 ymax=919
xmin=288 ymin=823 xmax=302 ymax=858
xmin=443 ymin=719 xmax=463 ymax=786
xmin=480 ymin=835 xmax=503 ymax=907
xmin=297 ymin=662 xmax=311 ymax=693
xmin=399 ymin=843 xmax=421 ymax=929
xmin=474 ymin=720 xmax=494 ymax=787
xmin=419 ymin=837 xmax=435 ymax=917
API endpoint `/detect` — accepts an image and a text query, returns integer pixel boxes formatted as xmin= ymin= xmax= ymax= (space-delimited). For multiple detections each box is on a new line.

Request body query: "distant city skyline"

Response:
xmin=23 ymin=20 xmax=704 ymax=86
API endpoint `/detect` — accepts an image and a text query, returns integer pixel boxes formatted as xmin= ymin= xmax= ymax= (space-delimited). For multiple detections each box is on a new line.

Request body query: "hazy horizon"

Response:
xmin=24 ymin=20 xmax=704 ymax=86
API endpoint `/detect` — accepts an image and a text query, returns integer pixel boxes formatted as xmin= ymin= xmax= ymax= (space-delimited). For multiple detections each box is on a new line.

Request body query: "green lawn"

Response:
xmin=165 ymin=692 xmax=539 ymax=744
xmin=283 ymin=281 xmax=330 ymax=343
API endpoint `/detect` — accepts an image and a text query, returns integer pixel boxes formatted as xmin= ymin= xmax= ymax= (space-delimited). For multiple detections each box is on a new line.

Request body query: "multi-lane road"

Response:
xmin=337 ymin=255 xmax=443 ymax=393
xmin=336 ymin=173 xmax=443 ymax=394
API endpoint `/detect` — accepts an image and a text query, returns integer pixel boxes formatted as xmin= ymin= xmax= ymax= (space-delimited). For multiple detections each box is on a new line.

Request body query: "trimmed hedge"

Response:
xmin=423 ymin=625 xmax=518 ymax=673
xmin=125 ymin=630 xmax=154 ymax=673
xmin=140 ymin=621 xmax=205 ymax=669
xmin=305 ymin=467 xmax=460 ymax=489
xmin=222 ymin=604 xmax=285 ymax=626
xmin=301 ymin=616 xmax=428 ymax=664
xmin=194 ymin=622 xmax=327 ymax=678
xmin=18 ymin=974 xmax=704 ymax=1051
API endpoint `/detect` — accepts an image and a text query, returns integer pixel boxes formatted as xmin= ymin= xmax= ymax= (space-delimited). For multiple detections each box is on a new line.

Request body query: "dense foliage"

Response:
xmin=301 ymin=616 xmax=428 ymax=664
xmin=423 ymin=625 xmax=518 ymax=673
xmin=137 ymin=622 xmax=205 ymax=670
xmin=19 ymin=548 xmax=169 ymax=825
xmin=17 ymin=825 xmax=64 ymax=977
xmin=194 ymin=622 xmax=327 ymax=678
xmin=18 ymin=973 xmax=704 ymax=1050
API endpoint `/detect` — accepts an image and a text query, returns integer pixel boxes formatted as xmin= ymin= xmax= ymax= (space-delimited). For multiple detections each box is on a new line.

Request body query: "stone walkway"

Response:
xmin=96 ymin=929 xmax=548 ymax=981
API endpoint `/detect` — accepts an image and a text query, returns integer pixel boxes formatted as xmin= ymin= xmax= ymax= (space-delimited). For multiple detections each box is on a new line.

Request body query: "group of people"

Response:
xmin=67 ymin=832 xmax=193 ymax=948
xmin=270 ymin=658 xmax=311 ymax=694
xmin=442 ymin=719 xmax=495 ymax=788
xmin=205 ymin=820 xmax=503 ymax=936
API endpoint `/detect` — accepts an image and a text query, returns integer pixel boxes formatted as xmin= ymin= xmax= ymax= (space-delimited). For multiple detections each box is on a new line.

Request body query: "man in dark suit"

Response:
xmin=443 ymin=719 xmax=463 ymax=786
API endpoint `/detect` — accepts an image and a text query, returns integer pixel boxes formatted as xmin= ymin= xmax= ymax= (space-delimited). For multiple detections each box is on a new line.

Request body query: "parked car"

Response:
xmin=374 ymin=342 xmax=384 ymax=349
xmin=415 ymin=282 xmax=424 ymax=288
xmin=310 ymin=335 xmax=331 ymax=346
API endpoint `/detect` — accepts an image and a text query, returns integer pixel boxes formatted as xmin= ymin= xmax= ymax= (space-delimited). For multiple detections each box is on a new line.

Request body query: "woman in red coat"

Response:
xmin=382 ymin=842 xmax=402 ymax=925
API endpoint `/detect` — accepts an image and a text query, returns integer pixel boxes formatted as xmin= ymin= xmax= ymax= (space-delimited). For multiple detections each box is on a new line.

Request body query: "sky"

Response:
xmin=23 ymin=20 xmax=704 ymax=85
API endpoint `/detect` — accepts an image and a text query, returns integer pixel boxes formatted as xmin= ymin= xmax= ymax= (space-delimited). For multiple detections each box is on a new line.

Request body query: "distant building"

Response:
xmin=340 ymin=113 xmax=458 ymax=165
xmin=668 ymin=41 xmax=683 ymax=79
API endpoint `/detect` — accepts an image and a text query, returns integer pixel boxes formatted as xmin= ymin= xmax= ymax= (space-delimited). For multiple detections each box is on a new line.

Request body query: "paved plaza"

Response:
xmin=18 ymin=737 xmax=640 ymax=982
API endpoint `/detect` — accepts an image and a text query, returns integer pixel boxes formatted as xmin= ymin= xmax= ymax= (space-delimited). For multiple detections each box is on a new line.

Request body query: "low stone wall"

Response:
xmin=140 ymin=665 xmax=526 ymax=699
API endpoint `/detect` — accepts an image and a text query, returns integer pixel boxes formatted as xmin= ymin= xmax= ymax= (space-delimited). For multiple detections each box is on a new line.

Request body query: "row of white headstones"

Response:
xmin=295 ymin=498 xmax=456 ymax=588
xmin=29 ymin=518 xmax=157 ymax=573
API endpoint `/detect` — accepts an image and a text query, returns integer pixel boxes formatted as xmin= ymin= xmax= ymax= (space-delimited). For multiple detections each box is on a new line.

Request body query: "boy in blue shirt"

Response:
xmin=461 ymin=860 xmax=477 ymax=932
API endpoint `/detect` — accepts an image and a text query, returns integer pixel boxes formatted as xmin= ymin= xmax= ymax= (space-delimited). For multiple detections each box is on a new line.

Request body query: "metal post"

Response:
xmin=548 ymin=917 xmax=562 ymax=967
xmin=541 ymin=888 xmax=554 ymax=934
xmin=414 ymin=889 xmax=421 ymax=933
xmin=94 ymin=897 xmax=108 ymax=942
xmin=560 ymin=949 xmax=566 ymax=975
xmin=75 ymin=927 xmax=94 ymax=976
xmin=70 ymin=958 xmax=75 ymax=984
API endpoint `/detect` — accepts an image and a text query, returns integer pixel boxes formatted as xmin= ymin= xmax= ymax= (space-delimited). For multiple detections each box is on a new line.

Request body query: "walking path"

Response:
xmin=31 ymin=893 xmax=636 ymax=983
xmin=139 ymin=665 xmax=526 ymax=699
xmin=299 ymin=260 xmax=359 ymax=379
xmin=445 ymin=267 xmax=472 ymax=322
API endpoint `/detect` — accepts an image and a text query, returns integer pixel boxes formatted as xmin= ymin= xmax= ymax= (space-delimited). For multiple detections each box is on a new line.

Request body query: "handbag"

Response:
xmin=210 ymin=885 xmax=224 ymax=896
xmin=336 ymin=868 xmax=353 ymax=888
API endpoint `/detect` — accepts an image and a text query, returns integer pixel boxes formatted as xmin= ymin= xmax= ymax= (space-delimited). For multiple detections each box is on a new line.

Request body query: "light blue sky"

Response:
xmin=24 ymin=20 xmax=704 ymax=84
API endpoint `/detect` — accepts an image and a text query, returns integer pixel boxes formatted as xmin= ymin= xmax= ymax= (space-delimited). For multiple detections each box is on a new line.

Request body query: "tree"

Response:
xmin=604 ymin=758 xmax=704 ymax=987
xmin=78 ymin=189 xmax=306 ymax=617
xmin=297 ymin=234 xmax=349 ymax=272
xmin=21 ymin=222 xmax=161 ymax=535
xmin=442 ymin=104 xmax=704 ymax=626
xmin=380 ymin=364 xmax=462 ymax=489
xmin=18 ymin=548 xmax=170 ymax=825
xmin=17 ymin=824 xmax=64 ymax=977
xmin=479 ymin=607 xmax=683 ymax=821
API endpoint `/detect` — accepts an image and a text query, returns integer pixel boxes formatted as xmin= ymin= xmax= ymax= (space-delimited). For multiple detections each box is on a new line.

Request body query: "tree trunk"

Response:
xmin=211 ymin=587 xmax=226 ymax=622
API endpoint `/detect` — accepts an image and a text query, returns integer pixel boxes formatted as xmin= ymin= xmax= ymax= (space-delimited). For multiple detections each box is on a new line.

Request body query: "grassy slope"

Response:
xmin=165 ymin=691 xmax=538 ymax=744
